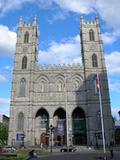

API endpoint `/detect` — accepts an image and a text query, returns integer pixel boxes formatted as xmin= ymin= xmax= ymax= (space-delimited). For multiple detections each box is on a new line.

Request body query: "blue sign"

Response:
xmin=56 ymin=120 xmax=65 ymax=136
xmin=16 ymin=133 xmax=25 ymax=141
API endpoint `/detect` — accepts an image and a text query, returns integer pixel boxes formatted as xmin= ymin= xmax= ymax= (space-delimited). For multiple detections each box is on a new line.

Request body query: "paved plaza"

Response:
xmin=38 ymin=151 xmax=120 ymax=160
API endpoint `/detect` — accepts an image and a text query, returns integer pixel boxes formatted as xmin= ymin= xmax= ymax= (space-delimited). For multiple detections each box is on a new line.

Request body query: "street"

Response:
xmin=38 ymin=151 xmax=120 ymax=160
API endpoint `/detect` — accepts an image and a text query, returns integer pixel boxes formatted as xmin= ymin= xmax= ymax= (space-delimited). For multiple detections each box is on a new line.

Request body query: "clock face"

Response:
xmin=23 ymin=46 xmax=28 ymax=53
xmin=89 ymin=43 xmax=98 ymax=51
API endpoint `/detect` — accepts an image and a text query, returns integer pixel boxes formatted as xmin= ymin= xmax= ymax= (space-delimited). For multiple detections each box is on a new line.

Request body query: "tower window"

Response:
xmin=19 ymin=78 xmax=26 ymax=97
xmin=92 ymin=54 xmax=98 ymax=67
xmin=22 ymin=56 xmax=27 ymax=69
xmin=17 ymin=112 xmax=24 ymax=131
xmin=89 ymin=29 xmax=95 ymax=41
xmin=24 ymin=31 xmax=29 ymax=43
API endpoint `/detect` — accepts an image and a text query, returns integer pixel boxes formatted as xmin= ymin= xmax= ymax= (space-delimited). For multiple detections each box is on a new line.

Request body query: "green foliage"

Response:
xmin=0 ymin=122 xmax=8 ymax=145
xmin=0 ymin=151 xmax=49 ymax=160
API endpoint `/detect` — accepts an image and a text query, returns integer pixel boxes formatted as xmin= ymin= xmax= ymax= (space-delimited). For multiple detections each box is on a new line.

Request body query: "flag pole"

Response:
xmin=96 ymin=73 xmax=106 ymax=157
xmin=65 ymin=75 xmax=69 ymax=150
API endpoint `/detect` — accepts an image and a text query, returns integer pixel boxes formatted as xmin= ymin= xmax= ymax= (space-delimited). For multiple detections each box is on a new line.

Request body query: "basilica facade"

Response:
xmin=8 ymin=16 xmax=114 ymax=147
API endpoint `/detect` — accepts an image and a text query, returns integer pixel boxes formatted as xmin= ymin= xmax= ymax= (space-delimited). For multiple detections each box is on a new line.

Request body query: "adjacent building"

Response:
xmin=0 ymin=115 xmax=9 ymax=126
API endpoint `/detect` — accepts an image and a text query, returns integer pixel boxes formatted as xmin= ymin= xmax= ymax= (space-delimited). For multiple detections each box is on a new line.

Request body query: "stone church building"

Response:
xmin=8 ymin=16 xmax=114 ymax=147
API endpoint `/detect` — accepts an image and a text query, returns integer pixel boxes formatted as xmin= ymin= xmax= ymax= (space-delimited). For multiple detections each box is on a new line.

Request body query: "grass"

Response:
xmin=0 ymin=150 xmax=49 ymax=160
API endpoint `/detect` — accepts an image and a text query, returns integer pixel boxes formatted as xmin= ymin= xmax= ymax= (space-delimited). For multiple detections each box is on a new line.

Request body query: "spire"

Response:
xmin=95 ymin=16 xmax=99 ymax=24
xmin=80 ymin=15 xmax=84 ymax=26
xmin=18 ymin=16 xmax=23 ymax=27
xmin=32 ymin=16 xmax=37 ymax=26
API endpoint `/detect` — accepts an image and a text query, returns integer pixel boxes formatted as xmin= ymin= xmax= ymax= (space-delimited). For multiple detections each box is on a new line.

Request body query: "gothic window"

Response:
xmin=41 ymin=81 xmax=45 ymax=92
xmin=17 ymin=112 xmax=24 ymax=131
xmin=24 ymin=31 xmax=29 ymax=43
xmin=22 ymin=56 xmax=27 ymax=69
xmin=19 ymin=78 xmax=26 ymax=97
xmin=97 ymin=111 xmax=101 ymax=130
xmin=73 ymin=80 xmax=79 ymax=90
xmin=57 ymin=80 xmax=63 ymax=91
xmin=89 ymin=29 xmax=95 ymax=41
xmin=92 ymin=54 xmax=98 ymax=67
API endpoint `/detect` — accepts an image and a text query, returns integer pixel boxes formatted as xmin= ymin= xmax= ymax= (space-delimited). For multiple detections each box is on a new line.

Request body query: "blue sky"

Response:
xmin=0 ymin=0 xmax=120 ymax=119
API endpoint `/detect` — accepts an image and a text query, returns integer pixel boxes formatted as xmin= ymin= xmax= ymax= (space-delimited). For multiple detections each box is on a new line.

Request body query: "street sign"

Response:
xmin=16 ymin=133 xmax=25 ymax=141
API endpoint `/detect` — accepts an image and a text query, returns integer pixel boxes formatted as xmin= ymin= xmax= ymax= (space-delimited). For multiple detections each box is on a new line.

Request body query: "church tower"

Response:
xmin=8 ymin=17 xmax=38 ymax=146
xmin=80 ymin=16 xmax=114 ymax=145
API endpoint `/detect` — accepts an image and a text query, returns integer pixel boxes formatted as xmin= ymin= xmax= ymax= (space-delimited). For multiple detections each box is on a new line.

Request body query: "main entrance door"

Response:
xmin=72 ymin=107 xmax=87 ymax=145
xmin=53 ymin=108 xmax=66 ymax=146
xmin=40 ymin=133 xmax=47 ymax=145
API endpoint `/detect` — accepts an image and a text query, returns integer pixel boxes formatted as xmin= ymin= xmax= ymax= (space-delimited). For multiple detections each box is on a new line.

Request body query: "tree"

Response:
xmin=0 ymin=122 xmax=8 ymax=145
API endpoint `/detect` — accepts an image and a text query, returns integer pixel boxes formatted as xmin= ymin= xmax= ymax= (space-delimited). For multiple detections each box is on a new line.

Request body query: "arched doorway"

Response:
xmin=72 ymin=107 xmax=87 ymax=145
xmin=53 ymin=108 xmax=66 ymax=146
xmin=35 ymin=108 xmax=49 ymax=145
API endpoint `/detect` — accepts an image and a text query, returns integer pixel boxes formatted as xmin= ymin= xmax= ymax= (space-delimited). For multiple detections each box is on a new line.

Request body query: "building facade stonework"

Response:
xmin=8 ymin=16 xmax=114 ymax=147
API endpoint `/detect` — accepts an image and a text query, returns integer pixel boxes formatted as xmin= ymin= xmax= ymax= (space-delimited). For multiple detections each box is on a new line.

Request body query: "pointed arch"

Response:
xmin=19 ymin=78 xmax=26 ymax=97
xmin=72 ymin=107 xmax=87 ymax=145
xmin=56 ymin=79 xmax=64 ymax=91
xmin=24 ymin=31 xmax=29 ymax=43
xmin=55 ymin=74 xmax=65 ymax=92
xmin=72 ymin=74 xmax=83 ymax=90
xmin=92 ymin=54 xmax=98 ymax=67
xmin=22 ymin=56 xmax=27 ymax=69
xmin=35 ymin=108 xmax=49 ymax=129
xmin=54 ymin=108 xmax=66 ymax=119
xmin=89 ymin=29 xmax=95 ymax=41
xmin=17 ymin=112 xmax=24 ymax=131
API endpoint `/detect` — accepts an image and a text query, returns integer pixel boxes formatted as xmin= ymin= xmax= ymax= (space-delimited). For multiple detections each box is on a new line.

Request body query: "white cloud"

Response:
xmin=96 ymin=0 xmax=120 ymax=30
xmin=105 ymin=52 xmax=120 ymax=75
xmin=102 ymin=32 xmax=119 ymax=45
xmin=109 ymin=80 xmax=120 ymax=93
xmin=39 ymin=35 xmax=81 ymax=65
xmin=0 ymin=25 xmax=17 ymax=55
xmin=0 ymin=0 xmax=95 ymax=15
xmin=54 ymin=0 xmax=95 ymax=14
xmin=111 ymin=107 xmax=120 ymax=120
xmin=0 ymin=75 xmax=6 ymax=82
xmin=1 ymin=0 xmax=120 ymax=33
xmin=0 ymin=98 xmax=10 ymax=116
xmin=0 ymin=75 xmax=7 ymax=83
xmin=0 ymin=0 xmax=33 ymax=15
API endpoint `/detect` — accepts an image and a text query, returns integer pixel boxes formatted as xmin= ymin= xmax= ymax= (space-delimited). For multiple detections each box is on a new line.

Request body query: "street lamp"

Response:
xmin=49 ymin=125 xmax=54 ymax=152
xmin=22 ymin=131 xmax=25 ymax=148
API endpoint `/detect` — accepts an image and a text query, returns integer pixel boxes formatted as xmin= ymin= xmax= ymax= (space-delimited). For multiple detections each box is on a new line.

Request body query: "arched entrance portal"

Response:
xmin=35 ymin=108 xmax=49 ymax=145
xmin=53 ymin=108 xmax=66 ymax=146
xmin=72 ymin=107 xmax=87 ymax=145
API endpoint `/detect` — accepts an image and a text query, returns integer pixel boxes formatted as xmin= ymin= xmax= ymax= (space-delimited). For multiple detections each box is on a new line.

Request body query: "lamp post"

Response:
xmin=49 ymin=125 xmax=54 ymax=152
xmin=22 ymin=131 xmax=25 ymax=148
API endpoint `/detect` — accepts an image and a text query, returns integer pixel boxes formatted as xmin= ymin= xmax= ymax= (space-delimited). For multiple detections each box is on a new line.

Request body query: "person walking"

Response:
xmin=26 ymin=150 xmax=38 ymax=160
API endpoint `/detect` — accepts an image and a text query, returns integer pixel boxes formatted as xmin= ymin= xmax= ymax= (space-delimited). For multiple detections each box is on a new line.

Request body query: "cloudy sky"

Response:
xmin=0 ymin=0 xmax=120 ymax=119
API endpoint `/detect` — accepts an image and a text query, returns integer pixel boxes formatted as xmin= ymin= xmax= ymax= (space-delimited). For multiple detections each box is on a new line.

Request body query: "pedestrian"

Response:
xmin=109 ymin=142 xmax=114 ymax=159
xmin=26 ymin=150 xmax=38 ymax=160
